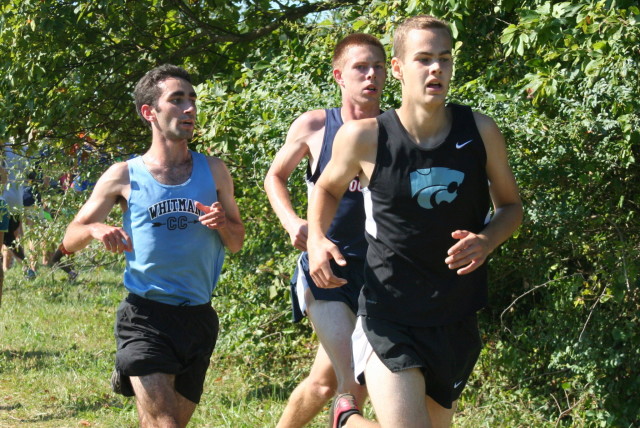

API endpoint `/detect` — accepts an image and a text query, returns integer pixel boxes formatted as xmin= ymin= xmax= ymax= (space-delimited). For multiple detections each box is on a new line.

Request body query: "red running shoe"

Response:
xmin=329 ymin=393 xmax=361 ymax=428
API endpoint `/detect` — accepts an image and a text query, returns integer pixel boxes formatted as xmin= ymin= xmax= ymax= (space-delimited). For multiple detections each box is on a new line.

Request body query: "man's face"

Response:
xmin=392 ymin=28 xmax=453 ymax=105
xmin=148 ymin=77 xmax=197 ymax=141
xmin=335 ymin=44 xmax=386 ymax=106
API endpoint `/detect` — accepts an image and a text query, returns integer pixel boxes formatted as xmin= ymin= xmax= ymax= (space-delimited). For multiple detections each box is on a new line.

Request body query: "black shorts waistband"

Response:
xmin=125 ymin=293 xmax=212 ymax=313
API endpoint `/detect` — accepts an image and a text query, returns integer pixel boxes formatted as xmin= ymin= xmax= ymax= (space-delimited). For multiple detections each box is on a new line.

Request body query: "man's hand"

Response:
xmin=308 ymin=236 xmax=348 ymax=288
xmin=90 ymin=224 xmax=132 ymax=253
xmin=445 ymin=230 xmax=491 ymax=275
xmin=286 ymin=219 xmax=308 ymax=251
xmin=196 ymin=201 xmax=227 ymax=230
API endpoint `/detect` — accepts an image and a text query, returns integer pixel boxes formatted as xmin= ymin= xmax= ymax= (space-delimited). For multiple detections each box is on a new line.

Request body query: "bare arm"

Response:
xmin=196 ymin=157 xmax=244 ymax=254
xmin=62 ymin=162 xmax=133 ymax=254
xmin=264 ymin=110 xmax=325 ymax=251
xmin=307 ymin=118 xmax=378 ymax=288
xmin=445 ymin=113 xmax=523 ymax=275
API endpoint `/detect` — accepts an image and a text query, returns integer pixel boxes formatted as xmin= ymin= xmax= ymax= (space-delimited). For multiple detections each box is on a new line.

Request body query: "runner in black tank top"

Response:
xmin=361 ymin=104 xmax=490 ymax=327
xmin=307 ymin=17 xmax=522 ymax=427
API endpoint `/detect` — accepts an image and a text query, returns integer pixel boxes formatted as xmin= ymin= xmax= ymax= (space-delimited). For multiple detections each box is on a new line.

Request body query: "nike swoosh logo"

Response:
xmin=456 ymin=139 xmax=472 ymax=149
xmin=453 ymin=381 xmax=464 ymax=389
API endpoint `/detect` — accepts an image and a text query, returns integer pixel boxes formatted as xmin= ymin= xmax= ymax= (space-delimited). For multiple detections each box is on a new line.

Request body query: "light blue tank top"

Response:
xmin=123 ymin=151 xmax=225 ymax=305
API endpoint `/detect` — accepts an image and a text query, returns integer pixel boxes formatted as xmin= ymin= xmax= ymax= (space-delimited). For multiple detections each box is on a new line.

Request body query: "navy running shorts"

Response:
xmin=289 ymin=252 xmax=365 ymax=322
xmin=114 ymin=293 xmax=219 ymax=404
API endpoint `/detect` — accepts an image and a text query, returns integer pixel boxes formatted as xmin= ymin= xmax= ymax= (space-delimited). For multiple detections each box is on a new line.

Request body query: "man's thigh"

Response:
xmin=306 ymin=295 xmax=357 ymax=333
xmin=131 ymin=372 xmax=197 ymax=426
xmin=306 ymin=295 xmax=357 ymax=354
xmin=365 ymin=352 xmax=457 ymax=428
xmin=365 ymin=351 xmax=430 ymax=428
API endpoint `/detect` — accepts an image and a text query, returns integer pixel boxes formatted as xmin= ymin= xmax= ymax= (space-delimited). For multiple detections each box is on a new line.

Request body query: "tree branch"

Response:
xmin=168 ymin=0 xmax=359 ymax=43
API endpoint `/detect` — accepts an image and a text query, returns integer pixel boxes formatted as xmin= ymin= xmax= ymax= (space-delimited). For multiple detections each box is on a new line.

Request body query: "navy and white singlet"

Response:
xmin=306 ymin=107 xmax=367 ymax=260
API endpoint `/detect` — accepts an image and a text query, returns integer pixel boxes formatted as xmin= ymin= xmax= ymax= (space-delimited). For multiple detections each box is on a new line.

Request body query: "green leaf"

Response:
xmin=591 ymin=40 xmax=607 ymax=51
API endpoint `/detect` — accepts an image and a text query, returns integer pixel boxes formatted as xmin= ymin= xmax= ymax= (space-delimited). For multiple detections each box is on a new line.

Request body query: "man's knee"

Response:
xmin=305 ymin=375 xmax=337 ymax=401
xmin=137 ymin=411 xmax=181 ymax=428
xmin=133 ymin=376 xmax=195 ymax=428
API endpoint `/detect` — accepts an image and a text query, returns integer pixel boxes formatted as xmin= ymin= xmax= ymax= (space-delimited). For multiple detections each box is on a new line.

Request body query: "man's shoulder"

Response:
xmin=292 ymin=109 xmax=327 ymax=133
xmin=102 ymin=161 xmax=131 ymax=185
xmin=470 ymin=110 xmax=498 ymax=135
xmin=199 ymin=152 xmax=223 ymax=167
xmin=285 ymin=109 xmax=329 ymax=157
xmin=201 ymin=155 xmax=233 ymax=187
xmin=335 ymin=117 xmax=379 ymax=161
xmin=342 ymin=115 xmax=379 ymax=136
xmin=109 ymin=159 xmax=131 ymax=172
xmin=446 ymin=103 xmax=490 ymax=123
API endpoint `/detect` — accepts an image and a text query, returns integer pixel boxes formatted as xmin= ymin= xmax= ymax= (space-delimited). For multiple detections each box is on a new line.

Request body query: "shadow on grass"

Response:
xmin=1 ymin=392 xmax=134 ymax=425
xmin=4 ymin=413 xmax=66 ymax=425
xmin=246 ymin=380 xmax=299 ymax=401
xmin=0 ymin=403 xmax=22 ymax=411
xmin=0 ymin=349 xmax=63 ymax=369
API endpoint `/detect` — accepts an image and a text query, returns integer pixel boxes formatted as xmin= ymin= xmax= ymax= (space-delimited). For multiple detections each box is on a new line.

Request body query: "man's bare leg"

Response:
xmin=340 ymin=395 xmax=455 ymax=428
xmin=130 ymin=373 xmax=196 ymax=428
xmin=426 ymin=396 xmax=456 ymax=428
xmin=276 ymin=344 xmax=337 ymax=428
xmin=306 ymin=293 xmax=367 ymax=406
xmin=363 ymin=351 xmax=456 ymax=428
xmin=2 ymin=245 xmax=12 ymax=271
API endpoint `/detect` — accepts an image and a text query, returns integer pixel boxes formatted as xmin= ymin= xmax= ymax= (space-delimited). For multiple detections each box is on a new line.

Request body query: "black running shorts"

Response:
xmin=114 ymin=293 xmax=219 ymax=404
xmin=360 ymin=314 xmax=482 ymax=409
xmin=3 ymin=216 xmax=20 ymax=247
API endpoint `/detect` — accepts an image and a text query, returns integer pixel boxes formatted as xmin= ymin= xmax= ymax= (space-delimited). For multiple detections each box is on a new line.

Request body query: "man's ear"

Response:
xmin=391 ymin=57 xmax=403 ymax=80
xmin=140 ymin=104 xmax=155 ymax=124
xmin=333 ymin=68 xmax=344 ymax=87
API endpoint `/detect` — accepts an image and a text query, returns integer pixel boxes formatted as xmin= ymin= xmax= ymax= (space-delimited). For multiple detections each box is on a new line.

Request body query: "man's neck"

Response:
xmin=340 ymin=101 xmax=381 ymax=122
xmin=396 ymin=102 xmax=451 ymax=149
xmin=147 ymin=134 xmax=191 ymax=166
xmin=142 ymin=145 xmax=193 ymax=185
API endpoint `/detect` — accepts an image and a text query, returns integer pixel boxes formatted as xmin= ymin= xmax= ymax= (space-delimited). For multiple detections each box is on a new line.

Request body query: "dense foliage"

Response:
xmin=2 ymin=0 xmax=638 ymax=425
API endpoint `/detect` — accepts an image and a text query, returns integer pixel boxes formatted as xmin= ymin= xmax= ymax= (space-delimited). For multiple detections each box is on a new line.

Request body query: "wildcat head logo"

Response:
xmin=410 ymin=168 xmax=465 ymax=209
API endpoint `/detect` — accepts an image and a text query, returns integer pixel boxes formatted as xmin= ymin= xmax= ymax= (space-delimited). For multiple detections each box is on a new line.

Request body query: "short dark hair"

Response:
xmin=393 ymin=15 xmax=452 ymax=61
xmin=133 ymin=64 xmax=192 ymax=128
xmin=332 ymin=33 xmax=386 ymax=69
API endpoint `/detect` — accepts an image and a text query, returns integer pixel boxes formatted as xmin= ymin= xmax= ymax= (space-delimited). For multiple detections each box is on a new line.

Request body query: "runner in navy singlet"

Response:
xmin=308 ymin=16 xmax=523 ymax=428
xmin=265 ymin=34 xmax=386 ymax=428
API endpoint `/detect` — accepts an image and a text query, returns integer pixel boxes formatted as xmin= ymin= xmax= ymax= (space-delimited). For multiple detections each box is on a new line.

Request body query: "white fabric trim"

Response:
xmin=362 ymin=187 xmax=377 ymax=239
xmin=295 ymin=254 xmax=309 ymax=316
xmin=352 ymin=316 xmax=374 ymax=385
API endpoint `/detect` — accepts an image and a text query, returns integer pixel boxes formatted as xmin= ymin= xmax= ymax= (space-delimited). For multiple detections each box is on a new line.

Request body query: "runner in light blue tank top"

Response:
xmin=61 ymin=65 xmax=245 ymax=422
xmin=123 ymin=151 xmax=225 ymax=306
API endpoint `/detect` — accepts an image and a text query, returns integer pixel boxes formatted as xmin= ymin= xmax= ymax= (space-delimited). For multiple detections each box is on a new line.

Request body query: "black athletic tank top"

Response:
xmin=307 ymin=107 xmax=367 ymax=260
xmin=359 ymin=104 xmax=491 ymax=326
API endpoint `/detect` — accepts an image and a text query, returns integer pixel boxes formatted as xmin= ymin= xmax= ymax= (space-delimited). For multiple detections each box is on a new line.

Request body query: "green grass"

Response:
xmin=0 ymin=263 xmax=315 ymax=428
xmin=1 ymin=262 xmax=574 ymax=427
